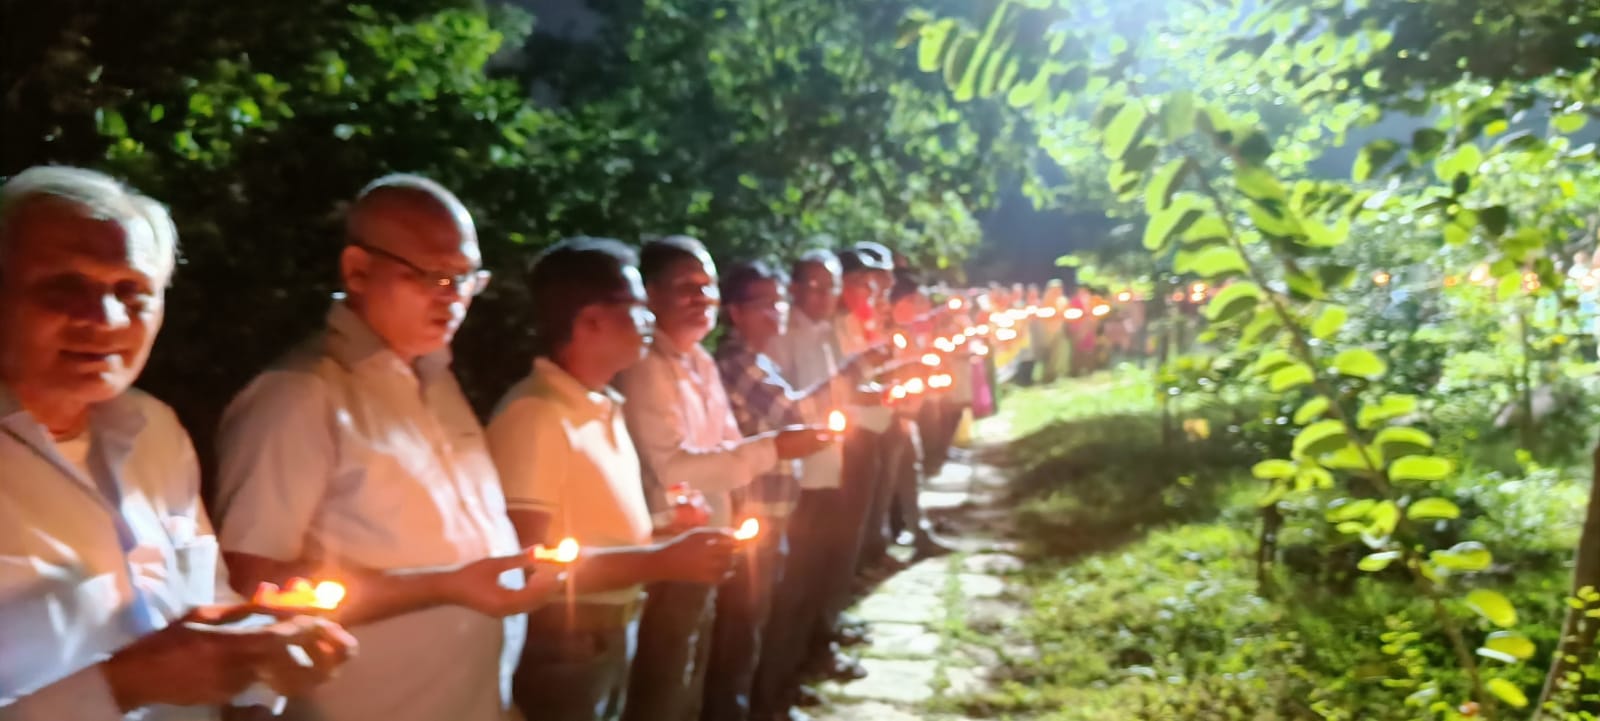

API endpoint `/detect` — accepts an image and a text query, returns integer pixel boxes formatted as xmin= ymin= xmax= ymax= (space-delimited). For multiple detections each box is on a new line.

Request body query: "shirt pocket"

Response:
xmin=170 ymin=535 xmax=219 ymax=606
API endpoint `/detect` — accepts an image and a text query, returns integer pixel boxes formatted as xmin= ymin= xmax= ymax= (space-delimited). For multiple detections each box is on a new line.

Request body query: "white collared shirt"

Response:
xmin=613 ymin=336 xmax=777 ymax=528
xmin=212 ymin=303 xmax=523 ymax=721
xmin=487 ymin=358 xmax=653 ymax=605
xmin=767 ymin=312 xmax=849 ymax=489
xmin=1 ymin=386 xmax=228 ymax=721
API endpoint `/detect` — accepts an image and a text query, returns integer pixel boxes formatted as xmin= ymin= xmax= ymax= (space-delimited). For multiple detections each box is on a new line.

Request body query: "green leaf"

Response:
xmin=1483 ymin=631 xmax=1535 ymax=660
xmin=1204 ymin=282 xmax=1261 ymax=323
xmin=1293 ymin=396 xmax=1329 ymax=425
xmin=1432 ymin=542 xmax=1493 ymax=573
xmin=1160 ymin=90 xmax=1196 ymax=140
xmin=1324 ymin=443 xmax=1382 ymax=472
xmin=1144 ymin=158 xmax=1188 ymax=215
xmin=1257 ymin=481 xmax=1288 ymax=507
xmin=1234 ymin=166 xmax=1286 ymax=202
xmin=1553 ymin=112 xmax=1588 ymax=135
xmin=1358 ymin=551 xmax=1402 ymax=572
xmin=1294 ymin=419 xmax=1348 ymax=458
xmin=1143 ymin=199 xmax=1203 ymax=252
xmin=1464 ymin=588 xmax=1516 ymax=626
xmin=738 ymin=174 xmax=760 ymax=190
xmin=1177 ymin=246 xmax=1248 ymax=279
xmin=1252 ymin=349 xmax=1296 ymax=376
xmin=1326 ymin=498 xmax=1376 ymax=522
xmin=1252 ymin=459 xmax=1296 ymax=480
xmin=148 ymin=104 xmax=165 ymax=122
xmin=1269 ymin=363 xmax=1314 ymax=392
xmin=1389 ymin=455 xmax=1453 ymax=483
xmin=1332 ymin=348 xmax=1387 ymax=380
xmin=1181 ymin=215 xmax=1229 ymax=245
xmin=1310 ymin=306 xmax=1346 ymax=339
xmin=1479 ymin=205 xmax=1510 ymax=237
xmin=1411 ymin=128 xmax=1446 ymax=159
xmin=1407 ymin=497 xmax=1460 ymax=521
xmin=943 ymin=33 xmax=978 ymax=92
xmin=1375 ymin=426 xmax=1435 ymax=459
xmin=1358 ymin=394 xmax=1418 ymax=429
xmin=1235 ymin=130 xmax=1273 ymax=165
xmin=1368 ymin=500 xmax=1399 ymax=536
xmin=1485 ymin=678 xmax=1529 ymax=708
xmin=1434 ymin=143 xmax=1483 ymax=186
xmin=917 ymin=20 xmax=954 ymax=73
xmin=1102 ymin=102 xmax=1148 ymax=160
xmin=95 ymin=108 xmax=128 ymax=138
xmin=1353 ymin=139 xmax=1399 ymax=182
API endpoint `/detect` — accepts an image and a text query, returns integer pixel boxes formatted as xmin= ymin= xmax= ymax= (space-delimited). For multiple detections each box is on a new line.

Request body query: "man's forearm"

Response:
xmin=225 ymin=551 xmax=460 ymax=626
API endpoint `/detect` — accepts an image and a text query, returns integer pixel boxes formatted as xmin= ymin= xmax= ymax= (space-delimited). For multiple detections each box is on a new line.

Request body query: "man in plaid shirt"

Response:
xmin=711 ymin=259 xmax=860 ymax=721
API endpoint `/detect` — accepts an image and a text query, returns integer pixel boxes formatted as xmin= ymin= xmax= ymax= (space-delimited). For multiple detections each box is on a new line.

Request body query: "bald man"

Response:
xmin=212 ymin=175 xmax=561 ymax=721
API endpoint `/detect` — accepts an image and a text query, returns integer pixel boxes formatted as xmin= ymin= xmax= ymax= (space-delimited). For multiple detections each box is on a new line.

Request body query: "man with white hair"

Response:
xmin=0 ymin=166 xmax=356 ymax=720
xmin=212 ymin=174 xmax=560 ymax=721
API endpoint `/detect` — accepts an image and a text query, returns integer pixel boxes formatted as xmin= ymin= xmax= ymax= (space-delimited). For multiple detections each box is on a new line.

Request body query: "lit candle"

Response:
xmin=253 ymin=578 xmax=347 ymax=611
xmin=1037 ymin=306 xmax=1058 ymax=318
xmin=1117 ymin=291 xmax=1132 ymax=302
xmin=995 ymin=328 xmax=1018 ymax=341
xmin=828 ymin=410 xmax=848 ymax=433
xmin=893 ymin=332 xmax=908 ymax=349
xmin=532 ymin=537 xmax=581 ymax=563
xmin=947 ymin=297 xmax=963 ymax=310
xmin=921 ymin=352 xmax=941 ymax=366
xmin=1064 ymin=307 xmax=1084 ymax=320
xmin=733 ymin=518 xmax=761 ymax=541
xmin=1092 ymin=304 xmax=1111 ymax=317
xmin=905 ymin=377 xmax=926 ymax=395
xmin=889 ymin=384 xmax=908 ymax=401
xmin=935 ymin=337 xmax=956 ymax=353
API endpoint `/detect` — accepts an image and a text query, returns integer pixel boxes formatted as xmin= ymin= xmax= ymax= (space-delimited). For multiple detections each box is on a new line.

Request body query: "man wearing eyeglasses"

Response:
xmin=211 ymin=175 xmax=563 ymax=721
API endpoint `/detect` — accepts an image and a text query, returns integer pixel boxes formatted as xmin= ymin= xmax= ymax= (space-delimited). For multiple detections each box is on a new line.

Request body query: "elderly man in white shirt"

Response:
xmin=0 ymin=166 xmax=355 ymax=721
xmin=614 ymin=236 xmax=832 ymax=721
xmin=212 ymin=175 xmax=562 ymax=721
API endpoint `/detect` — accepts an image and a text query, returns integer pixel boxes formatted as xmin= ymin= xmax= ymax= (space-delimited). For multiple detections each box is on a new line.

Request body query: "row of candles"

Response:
xmin=248 ymin=292 xmax=1081 ymax=613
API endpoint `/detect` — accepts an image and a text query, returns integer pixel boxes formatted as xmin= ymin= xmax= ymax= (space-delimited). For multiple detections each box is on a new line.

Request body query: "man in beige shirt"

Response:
xmin=213 ymin=175 xmax=562 ymax=721
xmin=487 ymin=237 xmax=737 ymax=721
xmin=615 ymin=236 xmax=832 ymax=721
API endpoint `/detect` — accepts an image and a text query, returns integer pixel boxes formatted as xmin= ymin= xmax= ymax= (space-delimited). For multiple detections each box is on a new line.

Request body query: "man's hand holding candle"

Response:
xmin=657 ymin=527 xmax=739 ymax=584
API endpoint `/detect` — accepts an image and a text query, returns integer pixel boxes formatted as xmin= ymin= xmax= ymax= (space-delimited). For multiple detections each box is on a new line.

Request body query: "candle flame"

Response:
xmin=1064 ymin=307 xmax=1085 ymax=320
xmin=893 ymin=333 xmax=908 ymax=349
xmin=947 ymin=297 xmax=963 ymax=310
xmin=921 ymin=353 xmax=941 ymax=366
xmin=1117 ymin=291 xmax=1132 ymax=302
xmin=1092 ymin=304 xmax=1111 ymax=317
xmin=533 ymin=537 xmax=581 ymax=563
xmin=905 ymin=377 xmax=926 ymax=395
xmin=889 ymin=384 xmax=908 ymax=400
xmin=734 ymin=518 xmax=761 ymax=541
xmin=827 ymin=410 xmax=847 ymax=433
xmin=253 ymin=577 xmax=346 ymax=611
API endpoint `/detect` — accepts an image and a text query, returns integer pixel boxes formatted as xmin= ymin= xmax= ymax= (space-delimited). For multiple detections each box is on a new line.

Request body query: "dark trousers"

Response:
xmin=514 ymin=603 xmax=639 ymax=721
xmin=751 ymin=492 xmax=837 ymax=713
xmin=622 ymin=581 xmax=717 ymax=721
xmin=827 ymin=431 xmax=881 ymax=622
xmin=702 ymin=516 xmax=788 ymax=721
xmin=861 ymin=421 xmax=920 ymax=565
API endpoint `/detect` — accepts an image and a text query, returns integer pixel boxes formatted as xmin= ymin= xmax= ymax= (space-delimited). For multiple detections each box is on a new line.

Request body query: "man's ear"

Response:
xmin=339 ymin=245 xmax=369 ymax=295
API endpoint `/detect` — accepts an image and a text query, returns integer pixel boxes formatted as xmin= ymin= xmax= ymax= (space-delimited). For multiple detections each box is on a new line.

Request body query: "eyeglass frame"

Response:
xmin=351 ymin=241 xmax=491 ymax=297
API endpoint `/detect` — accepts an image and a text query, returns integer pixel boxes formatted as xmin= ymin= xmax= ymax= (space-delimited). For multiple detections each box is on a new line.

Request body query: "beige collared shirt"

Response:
xmin=614 ymin=336 xmax=777 ymax=528
xmin=1 ymin=386 xmax=230 ymax=721
xmin=212 ymin=302 xmax=523 ymax=721
xmin=834 ymin=313 xmax=894 ymax=435
xmin=487 ymin=358 xmax=653 ymax=605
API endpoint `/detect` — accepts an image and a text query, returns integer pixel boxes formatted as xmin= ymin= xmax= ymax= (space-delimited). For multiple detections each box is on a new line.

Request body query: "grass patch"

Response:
xmin=953 ymin=371 xmax=1593 ymax=720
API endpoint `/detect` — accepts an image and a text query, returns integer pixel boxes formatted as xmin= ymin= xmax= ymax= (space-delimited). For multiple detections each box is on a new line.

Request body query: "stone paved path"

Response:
xmin=812 ymin=415 xmax=1031 ymax=721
